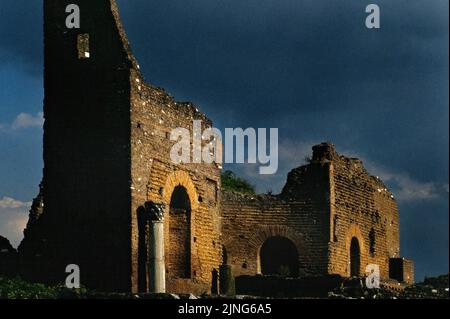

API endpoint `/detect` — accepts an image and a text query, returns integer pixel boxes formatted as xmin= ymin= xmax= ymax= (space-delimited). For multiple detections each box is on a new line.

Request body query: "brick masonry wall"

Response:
xmin=221 ymin=158 xmax=332 ymax=277
xmin=389 ymin=258 xmax=414 ymax=284
xmin=129 ymin=69 xmax=222 ymax=294
xmin=327 ymin=148 xmax=400 ymax=279
xmin=402 ymin=259 xmax=415 ymax=284
xmin=222 ymin=143 xmax=403 ymax=282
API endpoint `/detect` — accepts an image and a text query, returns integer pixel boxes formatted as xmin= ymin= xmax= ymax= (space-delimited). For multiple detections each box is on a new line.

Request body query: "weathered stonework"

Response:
xmin=221 ymin=142 xmax=413 ymax=283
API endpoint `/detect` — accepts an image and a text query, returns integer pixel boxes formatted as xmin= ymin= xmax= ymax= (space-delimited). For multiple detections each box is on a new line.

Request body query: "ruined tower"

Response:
xmin=19 ymin=0 xmax=222 ymax=293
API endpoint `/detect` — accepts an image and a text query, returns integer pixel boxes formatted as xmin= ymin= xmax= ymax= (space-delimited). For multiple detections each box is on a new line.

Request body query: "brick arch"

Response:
xmin=162 ymin=170 xmax=199 ymax=280
xmin=247 ymin=225 xmax=312 ymax=275
xmin=344 ymin=224 xmax=366 ymax=276
xmin=162 ymin=170 xmax=199 ymax=210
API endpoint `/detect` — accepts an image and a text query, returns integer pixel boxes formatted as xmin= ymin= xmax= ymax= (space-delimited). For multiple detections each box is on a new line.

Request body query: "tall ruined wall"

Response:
xmin=19 ymin=0 xmax=136 ymax=291
xmin=129 ymin=72 xmax=222 ymax=294
xmin=19 ymin=0 xmax=221 ymax=294
xmin=327 ymin=144 xmax=400 ymax=279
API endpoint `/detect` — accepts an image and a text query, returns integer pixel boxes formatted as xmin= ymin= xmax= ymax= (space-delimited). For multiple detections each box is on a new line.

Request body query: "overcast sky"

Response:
xmin=0 ymin=0 xmax=448 ymax=281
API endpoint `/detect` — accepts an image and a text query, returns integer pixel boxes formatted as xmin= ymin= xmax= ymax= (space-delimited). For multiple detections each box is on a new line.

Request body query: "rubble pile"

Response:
xmin=329 ymin=275 xmax=449 ymax=299
xmin=401 ymin=274 xmax=449 ymax=299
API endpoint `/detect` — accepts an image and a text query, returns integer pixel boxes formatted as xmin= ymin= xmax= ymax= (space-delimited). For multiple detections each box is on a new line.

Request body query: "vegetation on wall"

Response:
xmin=221 ymin=170 xmax=255 ymax=195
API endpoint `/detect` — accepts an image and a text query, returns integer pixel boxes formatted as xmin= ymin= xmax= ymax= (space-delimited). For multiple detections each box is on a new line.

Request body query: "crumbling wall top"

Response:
xmin=221 ymin=190 xmax=283 ymax=203
xmin=312 ymin=142 xmax=338 ymax=162
xmin=109 ymin=0 xmax=141 ymax=74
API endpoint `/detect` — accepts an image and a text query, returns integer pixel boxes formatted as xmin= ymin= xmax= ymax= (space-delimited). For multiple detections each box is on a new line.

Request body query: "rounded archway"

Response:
xmin=167 ymin=185 xmax=191 ymax=278
xmin=350 ymin=237 xmax=360 ymax=277
xmin=260 ymin=236 xmax=299 ymax=277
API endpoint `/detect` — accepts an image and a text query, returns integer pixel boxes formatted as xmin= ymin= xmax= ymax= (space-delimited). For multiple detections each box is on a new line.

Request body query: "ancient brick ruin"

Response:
xmin=222 ymin=143 xmax=414 ymax=285
xmin=1 ymin=0 xmax=413 ymax=295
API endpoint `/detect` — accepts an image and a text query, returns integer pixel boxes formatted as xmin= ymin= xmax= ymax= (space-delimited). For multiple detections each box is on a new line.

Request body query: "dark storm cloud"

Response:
xmin=115 ymin=0 xmax=447 ymax=115
xmin=0 ymin=0 xmax=43 ymax=75
xmin=115 ymin=0 xmax=448 ymax=188
xmin=114 ymin=0 xmax=448 ymax=180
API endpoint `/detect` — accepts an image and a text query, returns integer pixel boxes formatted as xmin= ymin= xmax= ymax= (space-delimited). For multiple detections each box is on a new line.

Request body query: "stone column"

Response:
xmin=147 ymin=202 xmax=166 ymax=293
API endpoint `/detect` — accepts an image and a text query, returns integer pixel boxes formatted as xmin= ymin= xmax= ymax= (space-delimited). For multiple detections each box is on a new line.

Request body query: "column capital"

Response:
xmin=145 ymin=201 xmax=166 ymax=222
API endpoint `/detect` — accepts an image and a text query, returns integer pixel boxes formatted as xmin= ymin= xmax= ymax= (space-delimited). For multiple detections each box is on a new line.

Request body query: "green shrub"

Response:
xmin=0 ymin=276 xmax=87 ymax=299
xmin=221 ymin=170 xmax=255 ymax=195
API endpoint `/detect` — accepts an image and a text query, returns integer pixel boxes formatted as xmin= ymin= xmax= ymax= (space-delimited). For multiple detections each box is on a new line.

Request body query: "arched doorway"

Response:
xmin=350 ymin=237 xmax=360 ymax=277
xmin=167 ymin=185 xmax=191 ymax=278
xmin=260 ymin=236 xmax=299 ymax=277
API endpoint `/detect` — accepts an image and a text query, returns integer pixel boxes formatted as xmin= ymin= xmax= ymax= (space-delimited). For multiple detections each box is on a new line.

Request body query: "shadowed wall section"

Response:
xmin=19 ymin=0 xmax=135 ymax=291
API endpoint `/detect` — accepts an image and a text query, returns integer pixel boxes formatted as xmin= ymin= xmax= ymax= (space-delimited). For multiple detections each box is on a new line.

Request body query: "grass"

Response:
xmin=0 ymin=276 xmax=87 ymax=299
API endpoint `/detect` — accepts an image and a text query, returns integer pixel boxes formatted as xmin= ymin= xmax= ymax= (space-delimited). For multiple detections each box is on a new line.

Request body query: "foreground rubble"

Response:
xmin=330 ymin=275 xmax=449 ymax=299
